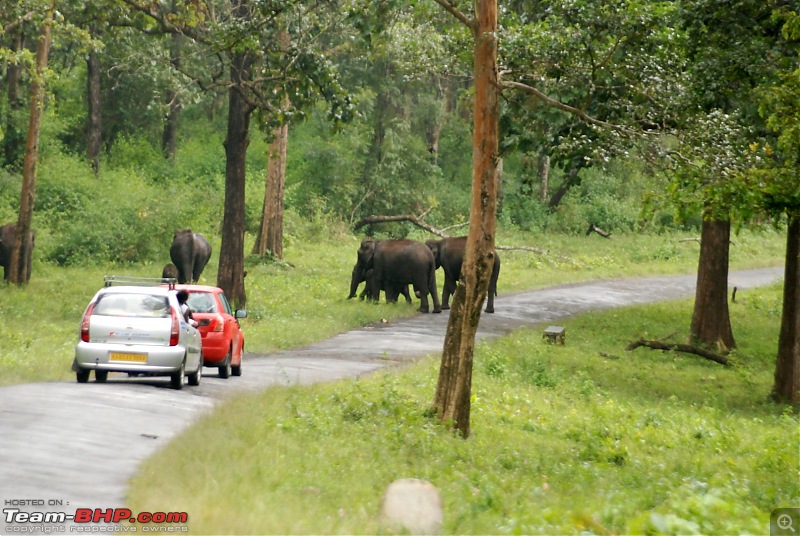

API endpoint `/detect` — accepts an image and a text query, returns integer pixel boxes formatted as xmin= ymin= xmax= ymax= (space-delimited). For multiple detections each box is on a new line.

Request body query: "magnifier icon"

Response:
xmin=778 ymin=514 xmax=796 ymax=533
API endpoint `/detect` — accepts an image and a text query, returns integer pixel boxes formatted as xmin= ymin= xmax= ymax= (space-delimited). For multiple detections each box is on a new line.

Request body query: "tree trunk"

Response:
xmin=162 ymin=31 xmax=182 ymax=161
xmin=539 ymin=155 xmax=550 ymax=203
xmin=433 ymin=0 xmax=499 ymax=439
xmin=217 ymin=31 xmax=252 ymax=309
xmin=253 ymin=28 xmax=289 ymax=260
xmin=690 ymin=217 xmax=735 ymax=351
xmin=10 ymin=4 xmax=53 ymax=286
xmin=426 ymin=77 xmax=449 ymax=164
xmin=3 ymin=29 xmax=24 ymax=169
xmin=87 ymin=42 xmax=102 ymax=174
xmin=548 ymin=166 xmax=580 ymax=209
xmin=253 ymin=120 xmax=288 ymax=259
xmin=772 ymin=210 xmax=800 ymax=404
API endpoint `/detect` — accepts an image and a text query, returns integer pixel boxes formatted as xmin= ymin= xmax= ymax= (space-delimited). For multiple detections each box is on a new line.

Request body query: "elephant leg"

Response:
xmin=410 ymin=281 xmax=430 ymax=313
xmin=384 ymin=287 xmax=396 ymax=302
xmin=485 ymin=294 xmax=494 ymax=313
xmin=401 ymin=285 xmax=412 ymax=304
xmin=442 ymin=276 xmax=457 ymax=310
xmin=429 ymin=269 xmax=442 ymax=314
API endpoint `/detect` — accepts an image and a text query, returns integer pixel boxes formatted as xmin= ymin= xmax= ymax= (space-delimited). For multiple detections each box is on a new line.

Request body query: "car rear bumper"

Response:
xmin=74 ymin=342 xmax=186 ymax=373
xmin=199 ymin=333 xmax=229 ymax=363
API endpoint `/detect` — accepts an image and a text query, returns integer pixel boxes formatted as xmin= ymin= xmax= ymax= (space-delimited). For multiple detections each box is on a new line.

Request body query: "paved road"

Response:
xmin=0 ymin=267 xmax=783 ymax=531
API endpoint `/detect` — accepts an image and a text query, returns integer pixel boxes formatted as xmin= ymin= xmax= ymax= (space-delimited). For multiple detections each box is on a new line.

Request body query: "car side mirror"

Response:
xmin=235 ymin=309 xmax=247 ymax=319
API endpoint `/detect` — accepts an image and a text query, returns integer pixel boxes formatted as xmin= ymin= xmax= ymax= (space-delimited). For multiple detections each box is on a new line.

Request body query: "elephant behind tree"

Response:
xmin=425 ymin=236 xmax=500 ymax=313
xmin=0 ymin=222 xmax=35 ymax=282
xmin=351 ymin=238 xmax=441 ymax=313
xmin=169 ymin=230 xmax=212 ymax=284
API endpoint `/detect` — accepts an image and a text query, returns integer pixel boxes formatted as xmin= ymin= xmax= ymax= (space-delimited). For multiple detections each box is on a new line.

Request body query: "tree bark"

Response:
xmin=3 ymin=29 xmax=25 ymax=169
xmin=433 ymin=0 xmax=498 ymax=439
xmin=253 ymin=119 xmax=288 ymax=259
xmin=253 ymin=28 xmax=289 ymax=260
xmin=162 ymin=31 xmax=182 ymax=161
xmin=217 ymin=12 xmax=252 ymax=309
xmin=772 ymin=210 xmax=800 ymax=404
xmin=10 ymin=4 xmax=53 ymax=286
xmin=539 ymin=155 xmax=550 ymax=204
xmin=87 ymin=40 xmax=102 ymax=174
xmin=548 ymin=166 xmax=580 ymax=209
xmin=690 ymin=217 xmax=735 ymax=351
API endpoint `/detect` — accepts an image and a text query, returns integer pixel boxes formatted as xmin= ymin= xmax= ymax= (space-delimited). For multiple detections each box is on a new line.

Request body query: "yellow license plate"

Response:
xmin=109 ymin=352 xmax=147 ymax=363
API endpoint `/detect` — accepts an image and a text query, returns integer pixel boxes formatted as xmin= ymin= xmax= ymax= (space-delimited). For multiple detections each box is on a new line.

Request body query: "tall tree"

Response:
xmin=10 ymin=1 xmax=53 ymax=286
xmin=162 ymin=31 xmax=182 ymax=161
xmin=432 ymin=0 xmax=499 ymax=438
xmin=217 ymin=0 xmax=254 ymax=307
xmin=677 ymin=0 xmax=786 ymax=351
xmin=752 ymin=7 xmax=800 ymax=403
xmin=2 ymin=26 xmax=26 ymax=170
xmin=86 ymin=24 xmax=102 ymax=174
xmin=253 ymin=27 xmax=290 ymax=260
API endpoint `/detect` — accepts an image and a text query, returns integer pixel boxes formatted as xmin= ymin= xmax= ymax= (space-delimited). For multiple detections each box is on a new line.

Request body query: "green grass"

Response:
xmin=127 ymin=283 xmax=798 ymax=534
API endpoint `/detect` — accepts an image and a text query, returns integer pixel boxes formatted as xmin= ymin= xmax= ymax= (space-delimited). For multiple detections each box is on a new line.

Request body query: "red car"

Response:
xmin=174 ymin=284 xmax=246 ymax=378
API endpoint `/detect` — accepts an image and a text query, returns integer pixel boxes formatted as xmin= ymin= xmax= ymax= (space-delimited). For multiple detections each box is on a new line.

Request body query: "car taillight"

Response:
xmin=80 ymin=302 xmax=96 ymax=343
xmin=211 ymin=314 xmax=225 ymax=332
xmin=170 ymin=307 xmax=181 ymax=346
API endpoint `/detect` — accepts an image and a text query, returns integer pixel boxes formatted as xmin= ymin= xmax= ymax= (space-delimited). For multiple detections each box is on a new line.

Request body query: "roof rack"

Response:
xmin=104 ymin=275 xmax=177 ymax=290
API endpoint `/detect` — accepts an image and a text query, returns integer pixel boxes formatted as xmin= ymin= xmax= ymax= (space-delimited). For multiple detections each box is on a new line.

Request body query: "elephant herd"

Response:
xmin=2 ymin=221 xmax=500 ymax=317
xmin=347 ymin=236 xmax=501 ymax=314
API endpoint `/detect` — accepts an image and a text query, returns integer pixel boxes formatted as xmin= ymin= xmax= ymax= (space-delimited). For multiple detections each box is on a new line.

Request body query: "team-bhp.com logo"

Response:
xmin=4 ymin=507 xmax=188 ymax=533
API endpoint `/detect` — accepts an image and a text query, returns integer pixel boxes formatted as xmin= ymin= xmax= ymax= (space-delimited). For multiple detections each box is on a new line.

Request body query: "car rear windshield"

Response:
xmin=187 ymin=292 xmax=217 ymax=313
xmin=94 ymin=293 xmax=171 ymax=318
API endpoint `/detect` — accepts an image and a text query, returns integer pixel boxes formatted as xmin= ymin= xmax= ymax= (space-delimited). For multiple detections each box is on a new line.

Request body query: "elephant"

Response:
xmin=350 ymin=238 xmax=441 ymax=313
xmin=161 ymin=263 xmax=179 ymax=281
xmin=425 ymin=236 xmax=500 ymax=313
xmin=0 ymin=222 xmax=35 ymax=282
xmin=348 ymin=265 xmax=412 ymax=303
xmin=169 ymin=229 xmax=212 ymax=284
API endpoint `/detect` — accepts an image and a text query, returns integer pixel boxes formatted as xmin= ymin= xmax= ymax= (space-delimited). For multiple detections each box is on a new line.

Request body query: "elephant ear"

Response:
xmin=360 ymin=239 xmax=376 ymax=267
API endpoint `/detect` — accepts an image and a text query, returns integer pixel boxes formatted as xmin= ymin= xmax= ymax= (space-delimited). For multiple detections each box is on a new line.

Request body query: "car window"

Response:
xmin=95 ymin=294 xmax=170 ymax=318
xmin=187 ymin=292 xmax=217 ymax=314
xmin=218 ymin=292 xmax=233 ymax=315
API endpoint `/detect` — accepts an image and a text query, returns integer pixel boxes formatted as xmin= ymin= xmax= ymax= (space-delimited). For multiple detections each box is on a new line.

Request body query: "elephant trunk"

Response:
xmin=348 ymin=264 xmax=363 ymax=299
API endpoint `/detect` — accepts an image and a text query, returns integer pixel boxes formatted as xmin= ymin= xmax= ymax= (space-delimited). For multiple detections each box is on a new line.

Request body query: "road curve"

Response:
xmin=0 ymin=267 xmax=783 ymax=530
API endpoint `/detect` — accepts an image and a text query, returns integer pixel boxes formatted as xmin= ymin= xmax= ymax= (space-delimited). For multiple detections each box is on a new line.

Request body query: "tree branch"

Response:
xmin=626 ymin=338 xmax=730 ymax=366
xmin=431 ymin=0 xmax=474 ymax=30
xmin=353 ymin=213 xmax=449 ymax=237
xmin=500 ymin=79 xmax=638 ymax=135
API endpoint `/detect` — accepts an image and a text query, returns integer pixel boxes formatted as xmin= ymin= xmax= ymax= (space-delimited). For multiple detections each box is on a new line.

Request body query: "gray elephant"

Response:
xmin=350 ymin=238 xmax=441 ymax=313
xmin=169 ymin=230 xmax=212 ymax=284
xmin=0 ymin=222 xmax=35 ymax=282
xmin=348 ymin=266 xmax=412 ymax=303
xmin=425 ymin=236 xmax=500 ymax=313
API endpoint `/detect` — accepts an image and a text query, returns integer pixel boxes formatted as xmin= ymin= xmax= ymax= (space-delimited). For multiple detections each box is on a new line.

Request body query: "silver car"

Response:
xmin=73 ymin=278 xmax=203 ymax=389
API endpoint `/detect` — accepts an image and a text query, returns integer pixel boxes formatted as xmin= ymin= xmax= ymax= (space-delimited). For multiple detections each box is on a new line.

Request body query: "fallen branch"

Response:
xmin=353 ymin=213 xmax=450 ymax=237
xmin=625 ymin=338 xmax=730 ymax=366
xmin=586 ymin=224 xmax=612 ymax=239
